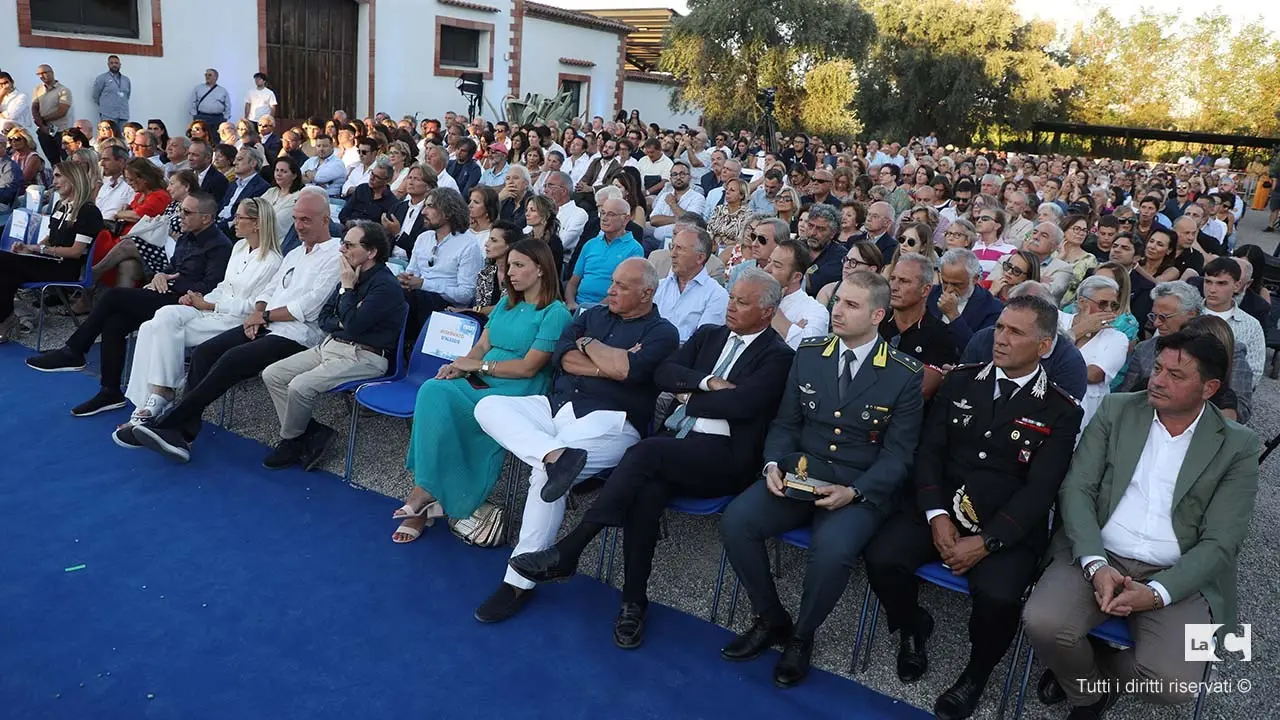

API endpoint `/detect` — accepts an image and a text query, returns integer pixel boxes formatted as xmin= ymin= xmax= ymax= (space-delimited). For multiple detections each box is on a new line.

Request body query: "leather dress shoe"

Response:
xmin=613 ymin=601 xmax=647 ymax=649
xmin=720 ymin=616 xmax=793 ymax=661
xmin=773 ymin=635 xmax=813 ymax=688
xmin=933 ymin=671 xmax=990 ymax=720
xmin=474 ymin=583 xmax=534 ymax=623
xmin=508 ymin=547 xmax=578 ymax=584
xmin=896 ymin=609 xmax=934 ymax=682
xmin=1066 ymin=691 xmax=1117 ymax=720
xmin=1038 ymin=669 xmax=1066 ymax=705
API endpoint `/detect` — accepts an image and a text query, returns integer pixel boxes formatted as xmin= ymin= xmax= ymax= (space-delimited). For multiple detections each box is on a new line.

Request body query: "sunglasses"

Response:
xmin=1084 ymin=297 xmax=1119 ymax=311
xmin=977 ymin=215 xmax=995 ymax=222
xmin=751 ymin=233 xmax=772 ymax=245
xmin=1001 ymin=260 xmax=1027 ymax=277
xmin=897 ymin=236 xmax=918 ymax=247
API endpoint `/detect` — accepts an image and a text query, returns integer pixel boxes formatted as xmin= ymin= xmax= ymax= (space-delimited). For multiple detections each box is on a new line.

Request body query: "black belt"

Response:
xmin=331 ymin=336 xmax=391 ymax=359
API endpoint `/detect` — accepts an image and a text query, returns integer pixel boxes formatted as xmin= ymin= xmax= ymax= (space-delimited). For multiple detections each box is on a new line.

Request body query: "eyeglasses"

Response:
xmin=843 ymin=257 xmax=872 ymax=268
xmin=341 ymin=240 xmax=362 ymax=249
xmin=1083 ymin=297 xmax=1120 ymax=311
xmin=358 ymin=149 xmax=373 ymax=155
xmin=943 ymin=230 xmax=968 ymax=240
xmin=179 ymin=208 xmax=205 ymax=216
xmin=977 ymin=215 xmax=995 ymax=222
xmin=1001 ymin=260 xmax=1028 ymax=277
xmin=599 ymin=211 xmax=628 ymax=219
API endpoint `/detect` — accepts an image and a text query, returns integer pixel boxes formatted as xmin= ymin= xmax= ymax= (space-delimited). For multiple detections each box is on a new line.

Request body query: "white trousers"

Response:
xmin=474 ymin=396 xmax=641 ymax=589
xmin=124 ymin=305 xmax=243 ymax=409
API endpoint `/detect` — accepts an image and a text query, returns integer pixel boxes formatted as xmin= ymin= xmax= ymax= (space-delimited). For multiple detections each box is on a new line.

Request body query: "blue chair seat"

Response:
xmin=667 ymin=495 xmax=734 ymax=516
xmin=351 ymin=379 xmax=421 ymax=418
xmin=915 ymin=561 xmax=970 ymax=595
xmin=1089 ymin=617 xmax=1133 ymax=648
xmin=780 ymin=526 xmax=812 ymax=549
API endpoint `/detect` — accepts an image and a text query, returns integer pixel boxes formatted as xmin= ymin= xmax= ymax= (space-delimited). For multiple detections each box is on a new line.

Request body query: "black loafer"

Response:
xmin=896 ymin=609 xmax=934 ymax=683
xmin=773 ymin=635 xmax=813 ymax=688
xmin=541 ymin=447 xmax=588 ymax=502
xmin=72 ymin=389 xmax=128 ymax=417
xmin=508 ymin=547 xmax=577 ymax=584
xmin=613 ymin=601 xmax=647 ymax=649
xmin=1066 ymin=690 xmax=1117 ymax=720
xmin=263 ymin=437 xmax=306 ymax=470
xmin=720 ymin=616 xmax=793 ymax=661
xmin=133 ymin=425 xmax=191 ymax=463
xmin=1038 ymin=669 xmax=1066 ymax=705
xmin=934 ymin=671 xmax=990 ymax=720
xmin=474 ymin=583 xmax=534 ymax=623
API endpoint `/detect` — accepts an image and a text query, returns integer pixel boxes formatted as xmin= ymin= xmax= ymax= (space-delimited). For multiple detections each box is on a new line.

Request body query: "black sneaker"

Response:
xmin=263 ymin=437 xmax=306 ymax=470
xmin=474 ymin=583 xmax=534 ymax=623
xmin=71 ymin=389 xmax=128 ymax=417
xmin=26 ymin=347 xmax=86 ymax=373
xmin=300 ymin=424 xmax=336 ymax=472
xmin=112 ymin=423 xmax=143 ymax=449
xmin=133 ymin=425 xmax=191 ymax=463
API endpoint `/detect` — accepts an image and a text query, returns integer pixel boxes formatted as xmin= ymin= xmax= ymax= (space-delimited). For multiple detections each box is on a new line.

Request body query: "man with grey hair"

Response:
xmin=542 ymin=170 xmax=588 ymax=254
xmin=216 ymin=144 xmax=270 ymax=233
xmin=423 ymin=144 xmax=459 ymax=193
xmin=96 ymin=143 xmax=134 ymax=220
xmin=163 ymin=135 xmax=191 ymax=179
xmin=1036 ymin=202 xmax=1065 ymax=227
xmin=865 ymin=200 xmax=896 ymax=258
xmin=654 ymin=227 xmax=729 ymax=343
xmin=801 ymin=202 xmax=844 ymax=296
xmin=479 ymin=141 xmax=510 ymax=188
xmin=929 ymin=247 xmax=1005 ymax=355
xmin=882 ymin=251 xmax=957 ymax=398
xmin=508 ymin=264 xmax=793 ymax=645
xmin=566 ymin=197 xmax=645 ymax=312
xmin=993 ymin=222 xmax=1073 ymax=305
xmin=338 ymin=156 xmax=398 ymax=224
xmin=474 ymin=257 xmax=680 ymax=624
xmin=979 ymin=173 xmax=1002 ymax=197
xmin=1002 ymin=191 xmax=1033 ymax=246
xmin=1119 ymin=280 xmax=1202 ymax=382
xmin=960 ymin=281 xmax=1088 ymax=401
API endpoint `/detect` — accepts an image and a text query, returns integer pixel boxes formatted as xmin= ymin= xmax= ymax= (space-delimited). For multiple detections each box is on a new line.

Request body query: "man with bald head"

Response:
xmin=131 ymin=188 xmax=343 ymax=462
xmin=31 ymin=64 xmax=73 ymax=163
xmin=566 ymin=197 xmax=644 ymax=312
xmin=865 ymin=201 xmax=896 ymax=259
xmin=473 ymin=257 xmax=679 ymax=623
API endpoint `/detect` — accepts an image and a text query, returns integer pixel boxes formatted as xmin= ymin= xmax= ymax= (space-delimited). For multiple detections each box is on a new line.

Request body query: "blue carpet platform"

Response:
xmin=0 ymin=344 xmax=927 ymax=720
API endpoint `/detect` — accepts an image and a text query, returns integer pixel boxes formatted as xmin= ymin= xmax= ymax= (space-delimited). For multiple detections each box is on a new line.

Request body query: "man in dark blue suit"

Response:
xmin=189 ymin=140 xmax=228 ymax=207
xmin=507 ymin=270 xmax=793 ymax=642
xmin=258 ymin=115 xmax=282 ymax=164
xmin=928 ymin=247 xmax=1004 ymax=356
xmin=215 ymin=145 xmax=269 ymax=236
xmin=446 ymin=138 xmax=481 ymax=197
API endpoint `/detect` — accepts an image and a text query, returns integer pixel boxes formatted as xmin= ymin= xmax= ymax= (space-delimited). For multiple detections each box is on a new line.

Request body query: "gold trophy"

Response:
xmin=783 ymin=454 xmax=832 ymax=501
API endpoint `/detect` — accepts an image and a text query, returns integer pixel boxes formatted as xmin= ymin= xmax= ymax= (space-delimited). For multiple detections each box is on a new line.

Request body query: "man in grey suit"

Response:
xmin=1023 ymin=330 xmax=1259 ymax=719
xmin=720 ymin=270 xmax=925 ymax=688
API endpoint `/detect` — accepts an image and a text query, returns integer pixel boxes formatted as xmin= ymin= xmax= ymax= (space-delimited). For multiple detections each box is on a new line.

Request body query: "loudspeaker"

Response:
xmin=458 ymin=72 xmax=484 ymax=97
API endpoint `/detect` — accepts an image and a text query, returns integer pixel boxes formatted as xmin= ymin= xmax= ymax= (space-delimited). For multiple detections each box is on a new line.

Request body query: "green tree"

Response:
xmin=1064 ymin=8 xmax=1183 ymax=130
xmin=1182 ymin=12 xmax=1280 ymax=136
xmin=659 ymin=0 xmax=875 ymax=133
xmin=853 ymin=0 xmax=1072 ymax=143
xmin=799 ymin=59 xmax=863 ymax=138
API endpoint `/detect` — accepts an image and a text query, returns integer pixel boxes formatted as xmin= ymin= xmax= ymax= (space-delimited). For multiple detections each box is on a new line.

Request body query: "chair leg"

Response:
xmin=771 ymin=540 xmax=782 ymax=579
xmin=660 ymin=513 xmax=670 ymax=541
xmin=1261 ymin=431 xmax=1280 ymax=463
xmin=604 ymin=527 xmax=619 ymax=585
xmin=1012 ymin=644 xmax=1035 ymax=720
xmin=34 ymin=288 xmax=47 ymax=352
xmin=851 ymin=582 xmax=874 ymax=675
xmin=726 ymin=577 xmax=740 ymax=627
xmin=343 ymin=397 xmax=360 ymax=485
xmin=593 ymin=528 xmax=609 ymax=580
xmin=1191 ymin=662 xmax=1211 ymax=720
xmin=996 ymin=625 xmax=1025 ymax=720
xmin=861 ymin=597 xmax=881 ymax=672
xmin=710 ymin=544 xmax=729 ymax=623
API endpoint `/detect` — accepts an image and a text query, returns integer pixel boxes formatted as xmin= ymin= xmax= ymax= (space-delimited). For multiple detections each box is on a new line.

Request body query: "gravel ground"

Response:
xmin=9 ymin=212 xmax=1276 ymax=719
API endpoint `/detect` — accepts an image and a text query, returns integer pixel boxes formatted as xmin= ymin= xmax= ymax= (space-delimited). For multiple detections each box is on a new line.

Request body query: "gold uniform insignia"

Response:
xmin=952 ymin=485 xmax=981 ymax=533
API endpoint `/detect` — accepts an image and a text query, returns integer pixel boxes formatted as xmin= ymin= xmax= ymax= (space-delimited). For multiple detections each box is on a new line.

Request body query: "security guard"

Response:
xmin=720 ymin=270 xmax=924 ymax=689
xmin=863 ymin=294 xmax=1083 ymax=720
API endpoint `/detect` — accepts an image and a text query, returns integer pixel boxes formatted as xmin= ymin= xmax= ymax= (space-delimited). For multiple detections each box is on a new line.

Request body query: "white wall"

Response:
xmin=624 ymin=79 xmax=700 ymax=130
xmin=518 ymin=17 xmax=620 ymax=122
xmin=0 ymin=0 xmax=260 ymax=134
xmin=371 ymin=0 xmax=512 ymax=122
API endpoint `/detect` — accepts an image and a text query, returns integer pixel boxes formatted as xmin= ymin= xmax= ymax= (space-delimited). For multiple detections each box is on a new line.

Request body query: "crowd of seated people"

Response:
xmin=3 ymin=97 xmax=1274 ymax=720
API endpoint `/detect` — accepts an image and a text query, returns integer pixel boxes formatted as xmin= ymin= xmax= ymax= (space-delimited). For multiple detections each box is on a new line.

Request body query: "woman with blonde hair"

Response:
xmin=707 ymin=178 xmax=751 ymax=250
xmin=116 ymin=197 xmax=283 ymax=429
xmin=0 ymin=161 xmax=104 ymax=342
xmin=386 ymin=140 xmax=413 ymax=197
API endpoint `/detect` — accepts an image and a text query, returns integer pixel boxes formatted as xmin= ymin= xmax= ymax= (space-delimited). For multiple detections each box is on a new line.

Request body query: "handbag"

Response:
xmin=448 ymin=501 xmax=508 ymax=548
xmin=123 ymin=213 xmax=173 ymax=250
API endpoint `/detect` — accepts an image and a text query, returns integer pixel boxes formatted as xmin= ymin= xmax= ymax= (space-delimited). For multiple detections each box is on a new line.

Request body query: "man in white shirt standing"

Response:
xmin=650 ymin=161 xmax=705 ymax=246
xmin=0 ymin=72 xmax=32 ymax=133
xmin=653 ymin=227 xmax=728 ymax=343
xmin=133 ymin=189 xmax=342 ymax=463
xmin=244 ymin=72 xmax=278 ymax=123
xmin=1023 ymin=330 xmax=1259 ymax=718
xmin=542 ymin=171 xmax=587 ymax=254
xmin=762 ymin=238 xmax=829 ymax=349
xmin=95 ymin=145 xmax=135 ymax=220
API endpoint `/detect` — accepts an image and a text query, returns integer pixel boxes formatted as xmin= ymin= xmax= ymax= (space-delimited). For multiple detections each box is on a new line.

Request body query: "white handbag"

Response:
xmin=122 ymin=213 xmax=172 ymax=250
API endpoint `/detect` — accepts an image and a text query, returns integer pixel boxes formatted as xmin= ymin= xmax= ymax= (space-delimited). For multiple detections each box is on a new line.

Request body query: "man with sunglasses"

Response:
xmin=27 ymin=192 xmax=233 ymax=416
xmin=127 ymin=189 xmax=342 ymax=462
xmin=802 ymin=167 xmax=841 ymax=209
xmin=727 ymin=217 xmax=786 ymax=290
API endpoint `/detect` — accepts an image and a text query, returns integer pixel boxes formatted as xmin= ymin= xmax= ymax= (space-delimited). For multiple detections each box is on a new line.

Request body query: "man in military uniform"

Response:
xmin=720 ymin=270 xmax=925 ymax=688
xmin=862 ymin=294 xmax=1083 ymax=720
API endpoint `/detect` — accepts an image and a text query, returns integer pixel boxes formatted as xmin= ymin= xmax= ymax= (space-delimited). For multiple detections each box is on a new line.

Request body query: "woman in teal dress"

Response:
xmin=393 ymin=239 xmax=571 ymax=543
xmin=1063 ymin=261 xmax=1139 ymax=391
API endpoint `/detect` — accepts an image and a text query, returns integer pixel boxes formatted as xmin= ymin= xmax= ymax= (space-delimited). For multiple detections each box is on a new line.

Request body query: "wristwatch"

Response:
xmin=480 ymin=361 xmax=492 ymax=375
xmin=1083 ymin=558 xmax=1108 ymax=580
xmin=263 ymin=309 xmax=272 ymax=325
xmin=981 ymin=533 xmax=1004 ymax=554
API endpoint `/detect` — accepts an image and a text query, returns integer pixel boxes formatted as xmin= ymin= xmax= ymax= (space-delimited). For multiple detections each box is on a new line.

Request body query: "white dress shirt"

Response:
xmin=654 ymin=267 xmax=729 ymax=343
xmin=95 ymin=175 xmax=135 ymax=220
xmin=1060 ymin=312 xmax=1129 ymax=431
xmin=556 ymin=199 xmax=589 ymax=253
xmin=340 ymin=146 xmax=360 ymax=168
xmin=686 ymin=328 xmax=765 ymax=436
xmin=777 ymin=287 xmax=830 ymax=349
xmin=404 ymin=229 xmax=485 ymax=306
xmin=1205 ymin=304 xmax=1264 ymax=389
xmin=0 ymin=91 xmax=32 ymax=131
xmin=255 ymin=237 xmax=342 ymax=346
xmin=1080 ymin=405 xmax=1205 ymax=607
xmin=342 ymin=162 xmax=373 ymax=196
xmin=434 ymin=166 xmax=459 ymax=193
xmin=924 ymin=367 xmax=1037 ymax=523
xmin=652 ymin=188 xmax=707 ymax=244
xmin=206 ymin=239 xmax=285 ymax=316
xmin=399 ymin=198 xmax=425 ymax=245
xmin=565 ymin=153 xmax=593 ymax=186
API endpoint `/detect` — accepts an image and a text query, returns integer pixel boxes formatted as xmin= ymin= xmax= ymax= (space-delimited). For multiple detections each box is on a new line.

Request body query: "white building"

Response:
xmin=1 ymin=0 xmax=700 ymax=132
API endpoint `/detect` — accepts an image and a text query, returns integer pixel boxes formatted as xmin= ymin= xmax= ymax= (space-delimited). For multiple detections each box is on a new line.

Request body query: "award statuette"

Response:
xmin=783 ymin=454 xmax=834 ymax=501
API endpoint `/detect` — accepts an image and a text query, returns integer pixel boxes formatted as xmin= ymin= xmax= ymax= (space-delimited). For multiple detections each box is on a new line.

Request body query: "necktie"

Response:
xmin=994 ymin=378 xmax=1018 ymax=411
xmin=838 ymin=349 xmax=856 ymax=403
xmin=666 ymin=335 xmax=745 ymax=438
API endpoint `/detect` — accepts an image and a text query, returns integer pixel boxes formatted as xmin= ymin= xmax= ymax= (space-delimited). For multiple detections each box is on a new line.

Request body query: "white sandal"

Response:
xmin=391 ymin=522 xmax=423 ymax=544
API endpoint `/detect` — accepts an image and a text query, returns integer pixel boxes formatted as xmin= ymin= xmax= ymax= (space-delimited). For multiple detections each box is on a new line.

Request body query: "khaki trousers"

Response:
xmin=1022 ymin=549 xmax=1211 ymax=707
xmin=262 ymin=338 xmax=387 ymax=439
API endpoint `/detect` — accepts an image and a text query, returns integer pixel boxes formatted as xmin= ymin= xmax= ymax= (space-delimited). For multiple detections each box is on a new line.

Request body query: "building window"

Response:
xmin=560 ymin=80 xmax=584 ymax=115
xmin=440 ymin=25 xmax=480 ymax=69
xmin=31 ymin=0 xmax=140 ymax=39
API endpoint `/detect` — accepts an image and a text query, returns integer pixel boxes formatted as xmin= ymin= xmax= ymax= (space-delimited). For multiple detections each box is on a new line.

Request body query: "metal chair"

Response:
xmin=852 ymin=561 xmax=1025 ymax=720
xmin=20 ymin=229 xmax=104 ymax=351
xmin=331 ymin=308 xmax=410 ymax=480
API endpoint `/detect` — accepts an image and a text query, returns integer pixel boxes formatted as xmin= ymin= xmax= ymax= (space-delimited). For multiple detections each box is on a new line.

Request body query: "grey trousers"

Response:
xmin=1022 ymin=549 xmax=1211 ymax=706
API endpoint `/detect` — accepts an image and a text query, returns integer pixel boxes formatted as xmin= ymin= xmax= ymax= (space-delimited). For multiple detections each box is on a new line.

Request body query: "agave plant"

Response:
xmin=504 ymin=90 xmax=583 ymax=126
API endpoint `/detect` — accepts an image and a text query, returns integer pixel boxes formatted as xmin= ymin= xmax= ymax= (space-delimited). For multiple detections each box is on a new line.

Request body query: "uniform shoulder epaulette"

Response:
xmin=799 ymin=334 xmax=834 ymax=350
xmin=1048 ymin=380 xmax=1081 ymax=406
xmin=886 ymin=346 xmax=923 ymax=373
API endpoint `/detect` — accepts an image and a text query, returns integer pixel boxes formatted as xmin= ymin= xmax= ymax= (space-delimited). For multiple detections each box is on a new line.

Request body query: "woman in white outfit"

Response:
xmin=119 ymin=197 xmax=284 ymax=429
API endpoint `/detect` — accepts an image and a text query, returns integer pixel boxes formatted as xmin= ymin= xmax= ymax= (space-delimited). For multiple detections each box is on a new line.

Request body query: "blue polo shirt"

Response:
xmin=572 ymin=230 xmax=644 ymax=306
